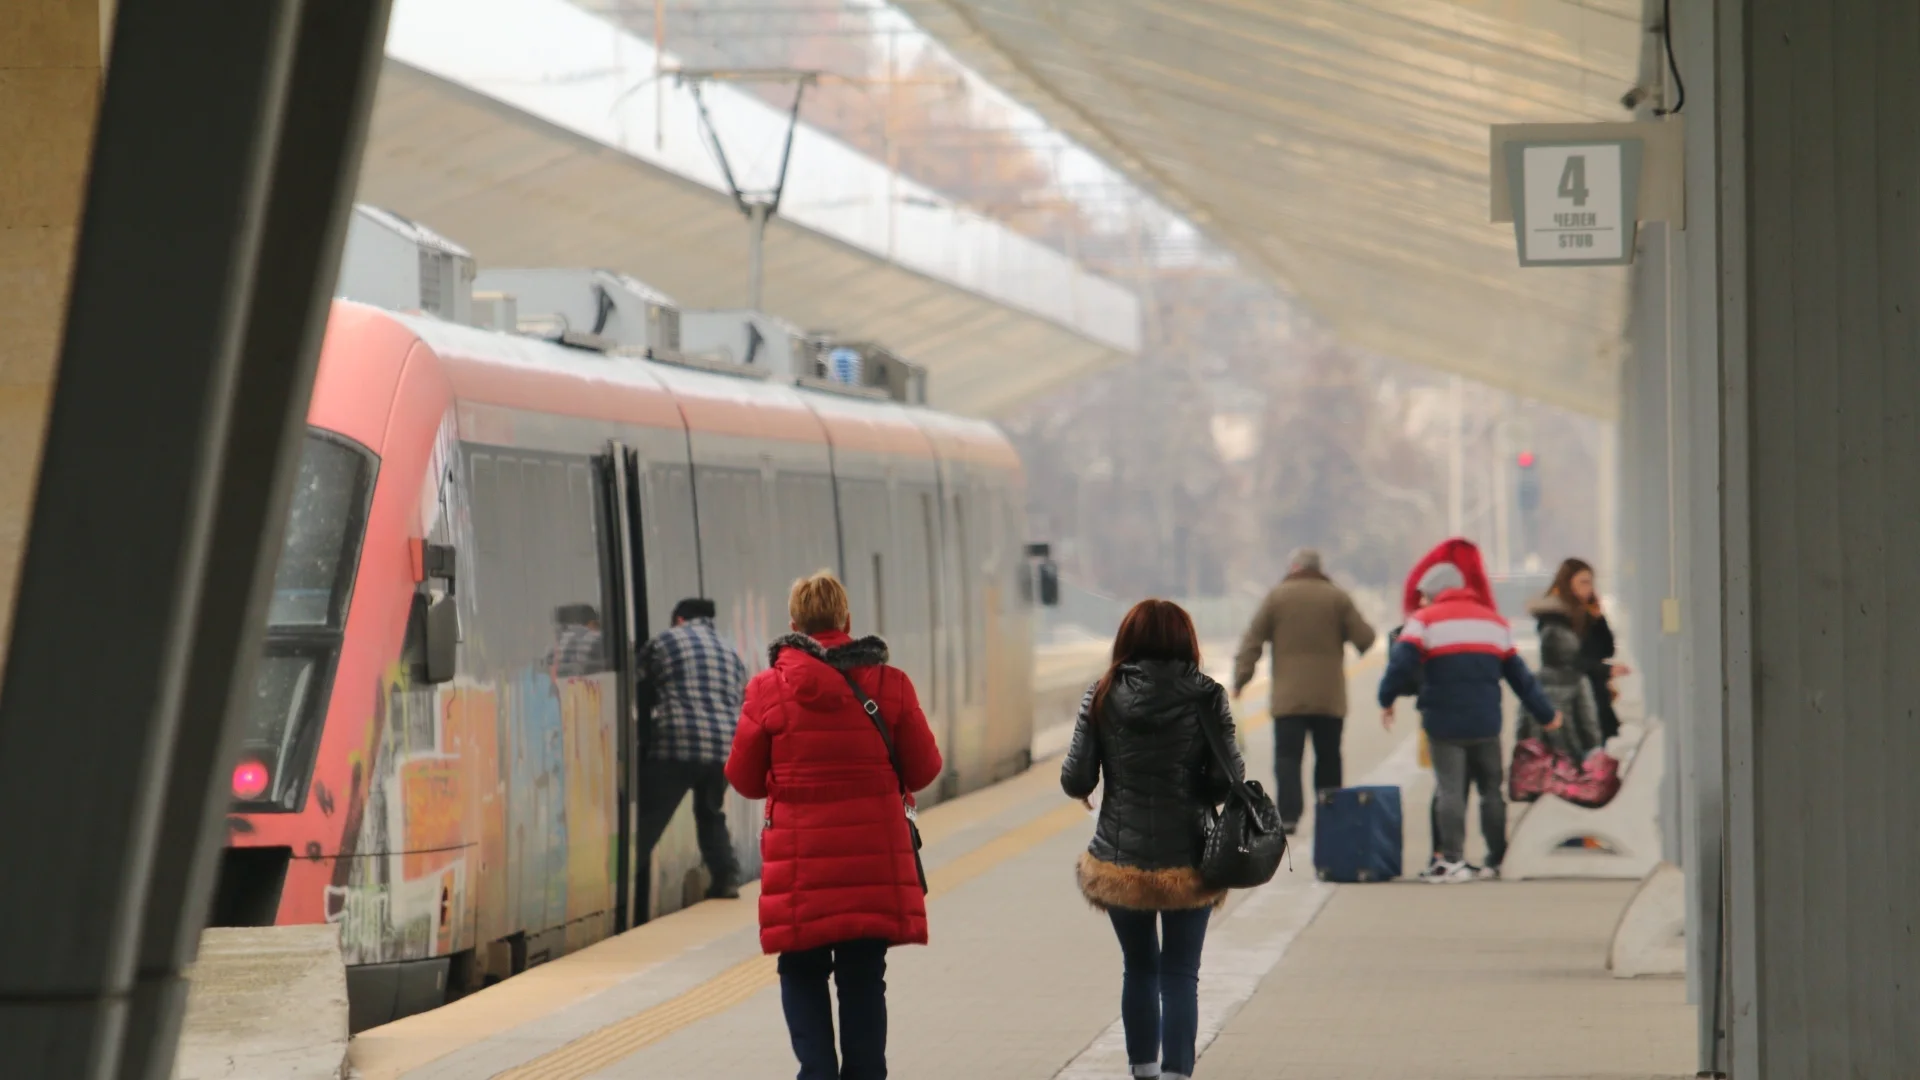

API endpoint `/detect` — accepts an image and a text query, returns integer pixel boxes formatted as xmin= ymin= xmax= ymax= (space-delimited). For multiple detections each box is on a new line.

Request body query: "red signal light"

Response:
xmin=1516 ymin=451 xmax=1536 ymax=468
xmin=232 ymin=760 xmax=270 ymax=801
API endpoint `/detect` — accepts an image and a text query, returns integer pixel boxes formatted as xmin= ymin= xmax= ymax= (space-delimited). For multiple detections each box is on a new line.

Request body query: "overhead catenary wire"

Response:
xmin=1653 ymin=0 xmax=1686 ymax=116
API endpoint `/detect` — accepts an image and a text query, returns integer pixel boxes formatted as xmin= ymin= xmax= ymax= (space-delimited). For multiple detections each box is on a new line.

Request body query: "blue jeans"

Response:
xmin=1108 ymin=906 xmax=1211 ymax=1076
xmin=778 ymin=938 xmax=889 ymax=1080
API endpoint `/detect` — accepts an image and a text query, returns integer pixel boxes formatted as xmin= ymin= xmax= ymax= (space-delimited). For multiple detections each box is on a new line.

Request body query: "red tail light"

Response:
xmin=232 ymin=760 xmax=270 ymax=801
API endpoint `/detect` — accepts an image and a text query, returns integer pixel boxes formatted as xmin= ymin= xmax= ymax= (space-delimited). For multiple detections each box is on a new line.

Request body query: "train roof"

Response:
xmin=315 ymin=302 xmax=1021 ymax=472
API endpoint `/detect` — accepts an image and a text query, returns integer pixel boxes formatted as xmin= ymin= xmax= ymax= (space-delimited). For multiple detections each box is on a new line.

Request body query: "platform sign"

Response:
xmin=1502 ymin=138 xmax=1643 ymax=268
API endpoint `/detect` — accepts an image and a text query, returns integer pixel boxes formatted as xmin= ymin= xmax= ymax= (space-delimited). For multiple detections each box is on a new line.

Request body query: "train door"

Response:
xmin=593 ymin=442 xmax=647 ymax=933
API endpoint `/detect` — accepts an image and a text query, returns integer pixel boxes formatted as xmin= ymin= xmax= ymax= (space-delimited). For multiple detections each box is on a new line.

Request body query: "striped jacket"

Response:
xmin=1377 ymin=587 xmax=1555 ymax=741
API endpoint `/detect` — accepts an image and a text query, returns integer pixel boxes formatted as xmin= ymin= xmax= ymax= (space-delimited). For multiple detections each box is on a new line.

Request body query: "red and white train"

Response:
xmin=212 ymin=276 xmax=1049 ymax=1028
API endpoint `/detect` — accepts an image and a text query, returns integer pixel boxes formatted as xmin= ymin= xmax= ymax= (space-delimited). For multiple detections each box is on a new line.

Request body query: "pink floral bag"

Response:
xmin=1508 ymin=738 xmax=1622 ymax=809
xmin=1559 ymin=751 xmax=1621 ymax=808
xmin=1508 ymin=738 xmax=1554 ymax=802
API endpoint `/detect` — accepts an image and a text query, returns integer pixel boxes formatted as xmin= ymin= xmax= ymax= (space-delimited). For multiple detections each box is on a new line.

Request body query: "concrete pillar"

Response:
xmin=0 ymin=2 xmax=103 ymax=675
xmin=1705 ymin=0 xmax=1920 ymax=1075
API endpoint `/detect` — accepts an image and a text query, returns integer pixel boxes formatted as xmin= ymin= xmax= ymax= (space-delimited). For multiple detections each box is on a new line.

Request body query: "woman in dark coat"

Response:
xmin=1543 ymin=558 xmax=1629 ymax=742
xmin=1062 ymin=599 xmax=1245 ymax=1080
xmin=727 ymin=570 xmax=942 ymax=1080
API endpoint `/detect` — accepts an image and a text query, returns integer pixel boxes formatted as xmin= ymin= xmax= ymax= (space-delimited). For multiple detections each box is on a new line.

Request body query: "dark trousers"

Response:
xmin=1109 ymin=907 xmax=1211 ymax=1077
xmin=633 ymin=760 xmax=739 ymax=917
xmin=1430 ymin=737 xmax=1506 ymax=867
xmin=1273 ymin=714 xmax=1344 ymax=826
xmin=1590 ymin=669 xmax=1621 ymax=742
xmin=778 ymin=938 xmax=890 ymax=1080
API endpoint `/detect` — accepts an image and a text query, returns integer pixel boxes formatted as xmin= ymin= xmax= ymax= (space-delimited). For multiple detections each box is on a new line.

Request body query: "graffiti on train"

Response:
xmin=319 ymin=663 xmax=619 ymax=966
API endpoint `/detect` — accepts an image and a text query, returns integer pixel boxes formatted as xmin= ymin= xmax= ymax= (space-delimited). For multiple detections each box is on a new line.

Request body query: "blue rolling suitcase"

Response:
xmin=1313 ymin=785 xmax=1403 ymax=882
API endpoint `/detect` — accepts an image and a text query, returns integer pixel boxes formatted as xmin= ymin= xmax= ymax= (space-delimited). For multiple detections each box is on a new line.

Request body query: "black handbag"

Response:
xmin=842 ymin=671 xmax=929 ymax=894
xmin=1194 ymin=701 xmax=1287 ymax=890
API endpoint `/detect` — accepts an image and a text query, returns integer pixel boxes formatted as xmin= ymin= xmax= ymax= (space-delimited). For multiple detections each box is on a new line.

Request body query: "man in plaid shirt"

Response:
xmin=546 ymin=603 xmax=605 ymax=679
xmin=634 ymin=598 xmax=750 ymax=910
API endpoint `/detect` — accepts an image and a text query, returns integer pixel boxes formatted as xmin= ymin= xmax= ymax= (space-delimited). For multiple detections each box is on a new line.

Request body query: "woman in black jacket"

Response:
xmin=1062 ymin=599 xmax=1245 ymax=1080
xmin=1544 ymin=558 xmax=1629 ymax=742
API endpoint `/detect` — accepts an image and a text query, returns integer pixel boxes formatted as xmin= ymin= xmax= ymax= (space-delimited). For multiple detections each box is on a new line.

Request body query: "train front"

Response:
xmin=209 ymin=305 xmax=460 ymax=1033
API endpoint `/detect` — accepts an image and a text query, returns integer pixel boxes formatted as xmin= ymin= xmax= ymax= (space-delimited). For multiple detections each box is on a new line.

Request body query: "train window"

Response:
xmin=267 ymin=432 xmax=375 ymax=628
xmin=644 ymin=461 xmax=702 ymax=633
xmin=773 ymin=472 xmax=838 ymax=581
xmin=954 ymin=495 xmax=973 ymax=705
xmin=920 ymin=491 xmax=940 ymax=706
xmin=567 ymin=463 xmax=596 ymax=558
xmin=233 ymin=650 xmax=321 ymax=810
xmin=470 ymin=454 xmax=502 ymax=562
xmin=495 ymin=457 xmax=531 ymax=659
xmin=463 ymin=446 xmax=609 ymax=673
xmin=984 ymin=484 xmax=1006 ymax=578
xmin=694 ymin=465 xmax=767 ymax=659
xmin=237 ymin=428 xmax=375 ymax=813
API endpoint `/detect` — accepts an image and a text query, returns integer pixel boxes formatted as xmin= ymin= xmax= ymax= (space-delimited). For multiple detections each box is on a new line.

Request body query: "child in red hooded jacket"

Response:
xmin=1379 ymin=539 xmax=1558 ymax=882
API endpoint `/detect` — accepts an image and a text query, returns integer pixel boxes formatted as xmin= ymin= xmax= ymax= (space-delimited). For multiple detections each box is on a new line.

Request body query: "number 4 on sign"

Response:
xmin=1558 ymin=155 xmax=1589 ymax=207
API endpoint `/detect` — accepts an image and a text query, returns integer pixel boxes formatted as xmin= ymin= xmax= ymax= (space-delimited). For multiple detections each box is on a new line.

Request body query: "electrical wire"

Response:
xmin=1654 ymin=0 xmax=1686 ymax=115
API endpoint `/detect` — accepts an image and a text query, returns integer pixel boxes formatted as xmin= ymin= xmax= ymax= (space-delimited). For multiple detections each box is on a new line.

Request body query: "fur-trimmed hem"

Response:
xmin=1076 ymin=852 xmax=1226 ymax=912
xmin=769 ymin=632 xmax=890 ymax=671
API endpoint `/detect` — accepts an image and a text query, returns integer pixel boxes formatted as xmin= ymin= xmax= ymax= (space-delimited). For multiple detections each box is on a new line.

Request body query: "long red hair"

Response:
xmin=1091 ymin=599 xmax=1202 ymax=722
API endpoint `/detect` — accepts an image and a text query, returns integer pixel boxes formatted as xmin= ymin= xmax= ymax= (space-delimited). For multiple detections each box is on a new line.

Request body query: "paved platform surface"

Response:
xmin=349 ymin=658 xmax=1695 ymax=1080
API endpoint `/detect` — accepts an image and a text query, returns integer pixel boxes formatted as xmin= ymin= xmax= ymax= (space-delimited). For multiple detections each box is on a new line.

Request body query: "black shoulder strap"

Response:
xmin=1193 ymin=693 xmax=1255 ymax=805
xmin=842 ymin=670 xmax=909 ymax=798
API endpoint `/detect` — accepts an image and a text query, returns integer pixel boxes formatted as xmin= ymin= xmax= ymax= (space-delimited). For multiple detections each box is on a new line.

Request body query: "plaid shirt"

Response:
xmin=546 ymin=624 xmax=604 ymax=678
xmin=638 ymin=617 xmax=749 ymax=764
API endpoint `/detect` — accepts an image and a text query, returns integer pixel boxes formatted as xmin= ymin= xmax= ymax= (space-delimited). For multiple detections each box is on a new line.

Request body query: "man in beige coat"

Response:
xmin=1232 ymin=548 xmax=1378 ymax=833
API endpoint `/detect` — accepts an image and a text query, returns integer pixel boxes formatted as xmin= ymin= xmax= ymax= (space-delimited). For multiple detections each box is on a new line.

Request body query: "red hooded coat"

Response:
xmin=726 ymin=629 xmax=943 ymax=955
xmin=1402 ymin=537 xmax=1496 ymax=616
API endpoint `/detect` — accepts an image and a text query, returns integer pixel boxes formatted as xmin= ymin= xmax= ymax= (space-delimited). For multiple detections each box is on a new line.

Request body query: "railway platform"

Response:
xmin=346 ymin=661 xmax=1696 ymax=1080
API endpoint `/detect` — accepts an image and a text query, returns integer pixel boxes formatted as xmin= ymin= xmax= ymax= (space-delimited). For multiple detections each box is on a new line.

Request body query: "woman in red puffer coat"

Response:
xmin=726 ymin=570 xmax=942 ymax=1080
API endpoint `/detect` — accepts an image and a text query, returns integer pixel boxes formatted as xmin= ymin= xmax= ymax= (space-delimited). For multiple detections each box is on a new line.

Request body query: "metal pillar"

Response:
xmin=0 ymin=2 xmax=392 ymax=1077
xmin=1714 ymin=0 xmax=1920 ymax=1075
xmin=1667 ymin=1 xmax=1728 ymax=1069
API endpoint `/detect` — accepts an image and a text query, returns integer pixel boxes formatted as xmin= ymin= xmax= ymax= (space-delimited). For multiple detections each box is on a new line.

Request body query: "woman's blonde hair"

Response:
xmin=789 ymin=569 xmax=850 ymax=634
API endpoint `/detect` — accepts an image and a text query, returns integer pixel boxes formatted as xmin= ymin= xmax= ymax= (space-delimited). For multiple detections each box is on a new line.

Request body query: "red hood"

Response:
xmin=1403 ymin=537 xmax=1494 ymax=615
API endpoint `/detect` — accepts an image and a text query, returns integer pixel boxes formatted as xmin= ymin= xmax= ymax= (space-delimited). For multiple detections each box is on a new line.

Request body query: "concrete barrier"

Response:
xmin=1608 ymin=861 xmax=1687 ymax=978
xmin=173 ymin=925 xmax=349 ymax=1080
xmin=1502 ymin=719 xmax=1665 ymax=881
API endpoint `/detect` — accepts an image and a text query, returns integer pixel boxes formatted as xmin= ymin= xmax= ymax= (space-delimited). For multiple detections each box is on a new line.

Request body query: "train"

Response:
xmin=209 ymin=228 xmax=1055 ymax=1030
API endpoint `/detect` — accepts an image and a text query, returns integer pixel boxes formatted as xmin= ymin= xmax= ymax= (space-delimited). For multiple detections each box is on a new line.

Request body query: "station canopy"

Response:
xmin=358 ymin=0 xmax=1140 ymax=418
xmin=892 ymin=0 xmax=1647 ymax=418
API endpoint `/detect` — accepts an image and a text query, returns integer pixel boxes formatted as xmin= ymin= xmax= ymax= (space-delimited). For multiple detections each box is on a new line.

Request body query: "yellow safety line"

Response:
xmin=494 ymin=800 xmax=1089 ymax=1079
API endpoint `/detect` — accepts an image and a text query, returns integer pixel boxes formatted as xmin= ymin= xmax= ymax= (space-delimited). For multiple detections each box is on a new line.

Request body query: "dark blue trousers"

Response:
xmin=778 ymin=938 xmax=889 ymax=1080
xmin=1109 ymin=906 xmax=1211 ymax=1076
